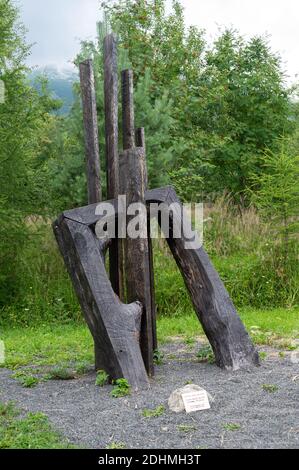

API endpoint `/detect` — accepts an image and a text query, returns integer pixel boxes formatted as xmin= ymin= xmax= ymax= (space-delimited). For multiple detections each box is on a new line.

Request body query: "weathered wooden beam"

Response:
xmin=121 ymin=69 xmax=135 ymax=150
xmin=104 ymin=34 xmax=119 ymax=200
xmin=119 ymin=147 xmax=154 ymax=376
xmin=58 ymin=185 xmax=259 ymax=371
xmin=79 ymin=59 xmax=101 ymax=204
xmin=103 ymin=34 xmax=121 ymax=297
xmin=135 ymin=127 xmax=145 ymax=150
xmin=148 ymin=187 xmax=260 ymax=370
xmin=53 ymin=215 xmax=149 ymax=388
xmin=135 ymin=127 xmax=157 ymax=351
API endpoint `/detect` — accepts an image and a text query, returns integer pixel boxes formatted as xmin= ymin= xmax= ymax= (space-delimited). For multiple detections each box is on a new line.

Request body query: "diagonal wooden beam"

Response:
xmin=53 ymin=215 xmax=149 ymax=389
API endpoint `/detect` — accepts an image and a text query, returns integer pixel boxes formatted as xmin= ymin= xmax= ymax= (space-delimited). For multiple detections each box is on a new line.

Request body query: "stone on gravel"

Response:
xmin=168 ymin=384 xmax=213 ymax=413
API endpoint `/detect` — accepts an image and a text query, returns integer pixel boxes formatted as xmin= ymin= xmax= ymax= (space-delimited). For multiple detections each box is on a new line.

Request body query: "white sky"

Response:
xmin=19 ymin=0 xmax=299 ymax=82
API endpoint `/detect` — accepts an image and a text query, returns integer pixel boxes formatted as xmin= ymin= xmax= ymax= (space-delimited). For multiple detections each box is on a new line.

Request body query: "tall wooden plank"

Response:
xmin=104 ymin=34 xmax=119 ymax=199
xmin=79 ymin=59 xmax=101 ymax=204
xmin=119 ymin=147 xmax=154 ymax=376
xmin=103 ymin=34 xmax=121 ymax=296
xmin=135 ymin=127 xmax=157 ymax=351
xmin=121 ymin=69 xmax=135 ymax=150
xmin=135 ymin=127 xmax=145 ymax=150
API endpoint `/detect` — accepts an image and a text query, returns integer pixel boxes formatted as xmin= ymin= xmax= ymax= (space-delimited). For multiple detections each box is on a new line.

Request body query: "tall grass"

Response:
xmin=204 ymin=195 xmax=298 ymax=308
xmin=0 ymin=195 xmax=298 ymax=326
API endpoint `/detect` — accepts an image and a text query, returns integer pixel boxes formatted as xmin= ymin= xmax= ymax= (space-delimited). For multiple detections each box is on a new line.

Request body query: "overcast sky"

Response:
xmin=19 ymin=0 xmax=299 ymax=82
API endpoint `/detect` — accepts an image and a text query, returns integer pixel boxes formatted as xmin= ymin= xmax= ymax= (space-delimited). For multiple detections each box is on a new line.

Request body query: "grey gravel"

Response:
xmin=0 ymin=341 xmax=298 ymax=449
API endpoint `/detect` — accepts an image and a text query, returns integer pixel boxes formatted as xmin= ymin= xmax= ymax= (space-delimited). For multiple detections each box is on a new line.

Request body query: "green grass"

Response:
xmin=0 ymin=307 xmax=298 ymax=370
xmin=177 ymin=424 xmax=197 ymax=433
xmin=11 ymin=371 xmax=39 ymax=388
xmin=0 ymin=323 xmax=93 ymax=369
xmin=0 ymin=402 xmax=75 ymax=449
xmin=157 ymin=307 xmax=299 ymax=345
xmin=106 ymin=441 xmax=126 ymax=449
xmin=223 ymin=423 xmax=241 ymax=431
xmin=196 ymin=345 xmax=215 ymax=363
xmin=45 ymin=366 xmax=76 ymax=381
xmin=110 ymin=379 xmax=131 ymax=398
xmin=262 ymin=384 xmax=278 ymax=393
xmin=142 ymin=405 xmax=165 ymax=418
xmin=95 ymin=370 xmax=109 ymax=387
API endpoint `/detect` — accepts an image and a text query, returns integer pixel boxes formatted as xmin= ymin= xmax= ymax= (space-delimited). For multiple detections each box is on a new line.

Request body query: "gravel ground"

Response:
xmin=0 ymin=341 xmax=298 ymax=449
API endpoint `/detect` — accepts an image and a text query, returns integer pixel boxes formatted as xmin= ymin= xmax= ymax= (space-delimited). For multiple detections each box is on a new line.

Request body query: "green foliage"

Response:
xmin=247 ymin=146 xmax=299 ymax=305
xmin=106 ymin=441 xmax=126 ymax=449
xmin=110 ymin=378 xmax=131 ymax=398
xmin=75 ymin=362 xmax=90 ymax=375
xmin=0 ymin=0 xmax=61 ymax=305
xmin=177 ymin=424 xmax=197 ymax=433
xmin=1 ymin=309 xmax=298 ymax=374
xmin=104 ymin=1 xmax=293 ymax=200
xmin=95 ymin=370 xmax=109 ymax=387
xmin=0 ymin=0 xmax=297 ymax=328
xmin=46 ymin=367 xmax=76 ymax=381
xmin=12 ymin=371 xmax=39 ymax=388
xmin=157 ymin=307 xmax=299 ymax=346
xmin=142 ymin=405 xmax=165 ymax=418
xmin=47 ymin=19 xmax=175 ymax=211
xmin=262 ymin=384 xmax=278 ymax=393
xmin=196 ymin=346 xmax=215 ymax=364
xmin=249 ymin=145 xmax=299 ymax=255
xmin=0 ymin=402 xmax=75 ymax=449
xmin=259 ymin=352 xmax=267 ymax=360
xmin=153 ymin=349 xmax=164 ymax=365
xmin=223 ymin=423 xmax=241 ymax=431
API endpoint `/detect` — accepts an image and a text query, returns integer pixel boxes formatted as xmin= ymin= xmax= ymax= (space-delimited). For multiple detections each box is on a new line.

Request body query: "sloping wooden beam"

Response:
xmin=53 ymin=215 xmax=149 ymax=389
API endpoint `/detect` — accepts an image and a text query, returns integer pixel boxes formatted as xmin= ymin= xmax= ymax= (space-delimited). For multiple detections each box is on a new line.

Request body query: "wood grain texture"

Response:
xmin=103 ymin=34 xmax=121 ymax=297
xmin=53 ymin=215 xmax=149 ymax=388
xmin=119 ymin=147 xmax=154 ymax=376
xmin=57 ymin=185 xmax=259 ymax=371
xmin=104 ymin=34 xmax=119 ymax=200
xmin=121 ymin=69 xmax=135 ymax=150
xmin=135 ymin=127 xmax=157 ymax=350
xmin=147 ymin=186 xmax=260 ymax=370
xmin=135 ymin=127 xmax=145 ymax=149
xmin=79 ymin=59 xmax=101 ymax=204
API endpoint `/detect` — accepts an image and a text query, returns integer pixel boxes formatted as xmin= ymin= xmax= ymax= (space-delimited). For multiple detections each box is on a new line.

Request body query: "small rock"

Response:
xmin=168 ymin=384 xmax=213 ymax=413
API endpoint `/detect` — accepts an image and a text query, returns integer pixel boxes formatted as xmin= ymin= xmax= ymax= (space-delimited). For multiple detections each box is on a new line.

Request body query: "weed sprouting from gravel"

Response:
xmin=223 ymin=423 xmax=241 ymax=431
xmin=142 ymin=405 xmax=165 ymax=418
xmin=262 ymin=384 xmax=278 ymax=393
xmin=111 ymin=379 xmax=131 ymax=398
xmin=196 ymin=346 xmax=215 ymax=364
xmin=95 ymin=370 xmax=109 ymax=387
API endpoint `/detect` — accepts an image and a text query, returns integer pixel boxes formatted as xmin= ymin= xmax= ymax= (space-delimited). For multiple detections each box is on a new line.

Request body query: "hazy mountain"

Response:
xmin=29 ymin=66 xmax=78 ymax=114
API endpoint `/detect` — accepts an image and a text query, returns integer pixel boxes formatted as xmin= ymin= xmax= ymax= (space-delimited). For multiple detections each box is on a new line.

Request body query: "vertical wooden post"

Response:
xmin=121 ymin=70 xmax=135 ymax=150
xmin=79 ymin=58 xmax=101 ymax=368
xmin=119 ymin=147 xmax=154 ymax=376
xmin=135 ymin=127 xmax=157 ymax=351
xmin=120 ymin=72 xmax=154 ymax=375
xmin=103 ymin=34 xmax=122 ymax=296
xmin=104 ymin=34 xmax=119 ymax=199
xmin=79 ymin=59 xmax=101 ymax=204
xmin=135 ymin=128 xmax=145 ymax=150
